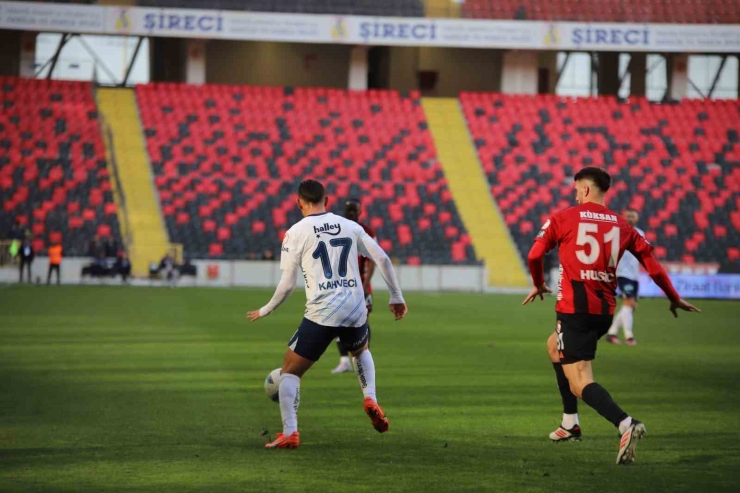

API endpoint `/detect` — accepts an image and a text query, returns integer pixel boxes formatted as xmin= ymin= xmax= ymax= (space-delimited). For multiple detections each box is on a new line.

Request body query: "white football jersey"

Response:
xmin=281 ymin=212 xmax=375 ymax=328
xmin=616 ymin=227 xmax=645 ymax=281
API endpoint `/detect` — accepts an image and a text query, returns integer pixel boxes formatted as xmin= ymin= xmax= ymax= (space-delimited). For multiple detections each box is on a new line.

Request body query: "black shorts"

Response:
xmin=617 ymin=277 xmax=639 ymax=300
xmin=289 ymin=318 xmax=369 ymax=362
xmin=556 ymin=313 xmax=614 ymax=364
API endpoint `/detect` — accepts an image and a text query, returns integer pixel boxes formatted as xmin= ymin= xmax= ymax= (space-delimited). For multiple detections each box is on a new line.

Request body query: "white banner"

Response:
xmin=543 ymin=22 xmax=740 ymax=52
xmin=0 ymin=1 xmax=104 ymax=33
xmin=105 ymin=6 xmax=336 ymax=42
xmin=337 ymin=16 xmax=542 ymax=49
xmin=1 ymin=1 xmax=740 ymax=52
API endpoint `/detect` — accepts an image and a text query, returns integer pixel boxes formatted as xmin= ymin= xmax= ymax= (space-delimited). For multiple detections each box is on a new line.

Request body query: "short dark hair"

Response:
xmin=298 ymin=180 xmax=326 ymax=204
xmin=625 ymin=207 xmax=639 ymax=215
xmin=574 ymin=167 xmax=611 ymax=192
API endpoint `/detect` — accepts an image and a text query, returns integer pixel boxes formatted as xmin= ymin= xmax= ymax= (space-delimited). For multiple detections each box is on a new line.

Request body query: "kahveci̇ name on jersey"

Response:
xmin=313 ymin=223 xmax=342 ymax=236
xmin=319 ymin=279 xmax=358 ymax=290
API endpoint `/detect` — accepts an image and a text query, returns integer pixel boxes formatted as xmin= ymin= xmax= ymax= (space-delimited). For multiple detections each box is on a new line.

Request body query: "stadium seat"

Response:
xmin=460 ymin=92 xmax=740 ymax=273
xmin=461 ymin=0 xmax=740 ymax=22
xmin=135 ymin=0 xmax=424 ymax=16
xmin=137 ymin=83 xmax=478 ymax=265
xmin=0 ymin=77 xmax=122 ymax=257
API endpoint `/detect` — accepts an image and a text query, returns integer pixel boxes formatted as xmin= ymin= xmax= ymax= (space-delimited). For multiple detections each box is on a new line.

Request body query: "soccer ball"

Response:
xmin=264 ymin=368 xmax=282 ymax=403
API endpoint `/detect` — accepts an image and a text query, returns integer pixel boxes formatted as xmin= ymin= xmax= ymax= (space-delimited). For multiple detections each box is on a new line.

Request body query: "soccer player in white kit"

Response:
xmin=606 ymin=208 xmax=644 ymax=346
xmin=247 ymin=180 xmax=408 ymax=449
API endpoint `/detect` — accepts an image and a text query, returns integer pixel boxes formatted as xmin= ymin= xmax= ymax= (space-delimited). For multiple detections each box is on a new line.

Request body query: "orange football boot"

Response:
xmin=364 ymin=397 xmax=389 ymax=433
xmin=265 ymin=431 xmax=300 ymax=449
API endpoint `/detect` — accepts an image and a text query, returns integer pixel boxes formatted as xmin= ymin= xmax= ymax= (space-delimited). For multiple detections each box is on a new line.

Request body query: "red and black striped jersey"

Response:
xmin=535 ymin=203 xmax=655 ymax=315
xmin=359 ymin=222 xmax=376 ymax=294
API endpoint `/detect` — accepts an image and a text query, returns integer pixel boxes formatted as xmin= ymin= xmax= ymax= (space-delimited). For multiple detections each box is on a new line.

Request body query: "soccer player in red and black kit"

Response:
xmin=331 ymin=198 xmax=377 ymax=374
xmin=523 ymin=167 xmax=700 ymax=465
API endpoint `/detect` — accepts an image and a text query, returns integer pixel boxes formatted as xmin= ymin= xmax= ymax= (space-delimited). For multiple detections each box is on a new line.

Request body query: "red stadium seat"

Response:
xmin=137 ymin=82 xmax=477 ymax=264
xmin=209 ymin=243 xmax=224 ymax=256
xmin=461 ymin=91 xmax=739 ymax=273
xmin=0 ymin=77 xmax=120 ymax=256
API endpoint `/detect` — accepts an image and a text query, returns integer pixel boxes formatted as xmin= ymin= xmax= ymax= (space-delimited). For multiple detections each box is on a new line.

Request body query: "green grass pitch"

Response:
xmin=1 ymin=286 xmax=739 ymax=492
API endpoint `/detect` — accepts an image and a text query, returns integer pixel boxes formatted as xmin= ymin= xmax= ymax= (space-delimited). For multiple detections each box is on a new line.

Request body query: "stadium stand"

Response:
xmin=461 ymin=92 xmax=740 ymax=273
xmin=461 ymin=0 xmax=740 ymax=23
xmin=136 ymin=83 xmax=477 ymax=264
xmin=135 ymin=0 xmax=424 ymax=17
xmin=0 ymin=77 xmax=122 ymax=256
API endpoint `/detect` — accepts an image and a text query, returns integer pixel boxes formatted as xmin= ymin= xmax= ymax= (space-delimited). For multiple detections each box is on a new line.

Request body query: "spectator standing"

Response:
xmin=19 ymin=239 xmax=34 ymax=283
xmin=116 ymin=251 xmax=132 ymax=283
xmin=47 ymin=240 xmax=63 ymax=285
xmin=160 ymin=252 xmax=177 ymax=287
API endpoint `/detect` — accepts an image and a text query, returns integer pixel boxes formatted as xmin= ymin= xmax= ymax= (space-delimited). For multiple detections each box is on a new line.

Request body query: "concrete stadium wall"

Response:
xmin=206 ymin=41 xmax=352 ymax=88
xmin=387 ymin=46 xmax=503 ymax=96
xmin=0 ymin=257 xmax=488 ymax=292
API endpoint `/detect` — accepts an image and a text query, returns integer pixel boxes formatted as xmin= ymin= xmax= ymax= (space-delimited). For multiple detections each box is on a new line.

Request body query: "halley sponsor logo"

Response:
xmin=143 ymin=12 xmax=223 ymax=32
xmin=580 ymin=270 xmax=615 ymax=282
xmin=319 ymin=279 xmax=357 ymax=290
xmin=580 ymin=211 xmax=618 ymax=222
xmin=359 ymin=20 xmax=436 ymax=42
xmin=572 ymin=27 xmax=649 ymax=47
xmin=313 ymin=223 xmax=341 ymax=236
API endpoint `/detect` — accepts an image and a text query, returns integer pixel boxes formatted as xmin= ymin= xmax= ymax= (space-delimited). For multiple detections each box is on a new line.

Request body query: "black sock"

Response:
xmin=552 ymin=363 xmax=578 ymax=416
xmin=337 ymin=340 xmax=349 ymax=357
xmin=581 ymin=382 xmax=629 ymax=428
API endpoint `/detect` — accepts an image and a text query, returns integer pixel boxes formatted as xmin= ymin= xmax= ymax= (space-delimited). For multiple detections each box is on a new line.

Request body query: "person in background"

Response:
xmin=160 ymin=252 xmax=177 ymax=287
xmin=88 ymin=236 xmax=101 ymax=258
xmin=47 ymin=240 xmax=63 ymax=285
xmin=116 ymin=251 xmax=132 ymax=283
xmin=92 ymin=253 xmax=109 ymax=277
xmin=19 ymin=239 xmax=34 ymax=283
xmin=332 ymin=198 xmax=377 ymax=374
xmin=262 ymin=250 xmax=275 ymax=261
xmin=104 ymin=238 xmax=118 ymax=258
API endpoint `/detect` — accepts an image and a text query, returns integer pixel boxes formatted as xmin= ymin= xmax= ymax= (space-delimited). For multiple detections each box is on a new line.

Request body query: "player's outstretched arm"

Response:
xmin=358 ymin=232 xmax=407 ymax=320
xmin=363 ymin=259 xmax=376 ymax=293
xmin=246 ymin=267 xmax=297 ymax=322
xmin=630 ymin=232 xmax=701 ymax=318
xmin=522 ymin=241 xmax=553 ymax=305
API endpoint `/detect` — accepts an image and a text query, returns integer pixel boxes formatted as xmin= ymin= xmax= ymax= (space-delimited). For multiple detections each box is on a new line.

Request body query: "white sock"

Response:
xmin=621 ymin=306 xmax=634 ymax=339
xmin=562 ymin=413 xmax=579 ymax=429
xmin=354 ymin=350 xmax=377 ymax=402
xmin=618 ymin=416 xmax=633 ymax=435
xmin=607 ymin=309 xmax=623 ymax=336
xmin=339 ymin=356 xmax=350 ymax=366
xmin=278 ymin=373 xmax=300 ymax=435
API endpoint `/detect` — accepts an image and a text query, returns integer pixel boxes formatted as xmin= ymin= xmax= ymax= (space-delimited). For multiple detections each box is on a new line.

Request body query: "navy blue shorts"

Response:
xmin=617 ymin=277 xmax=639 ymax=299
xmin=288 ymin=318 xmax=369 ymax=362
